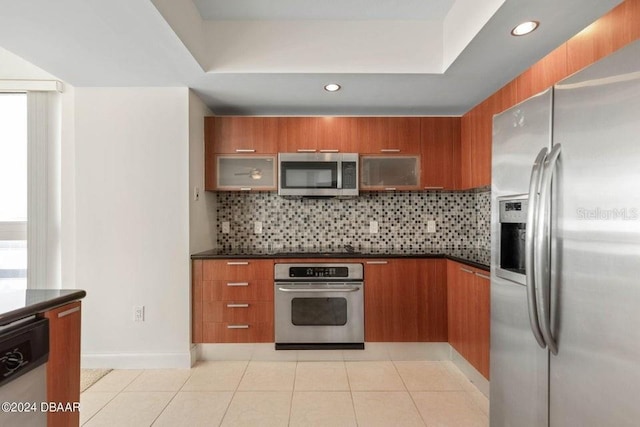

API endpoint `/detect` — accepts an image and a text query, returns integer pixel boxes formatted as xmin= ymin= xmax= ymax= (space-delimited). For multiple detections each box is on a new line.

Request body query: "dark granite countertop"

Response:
xmin=0 ymin=289 xmax=86 ymax=326
xmin=191 ymin=247 xmax=490 ymax=271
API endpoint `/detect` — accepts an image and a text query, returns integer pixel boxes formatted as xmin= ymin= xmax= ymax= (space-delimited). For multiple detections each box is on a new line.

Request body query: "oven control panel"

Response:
xmin=275 ymin=263 xmax=364 ymax=281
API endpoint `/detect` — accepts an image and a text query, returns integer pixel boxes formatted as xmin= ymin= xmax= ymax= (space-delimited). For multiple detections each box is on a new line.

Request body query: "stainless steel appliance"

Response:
xmin=491 ymin=40 xmax=640 ymax=426
xmin=0 ymin=317 xmax=49 ymax=427
xmin=278 ymin=153 xmax=359 ymax=197
xmin=274 ymin=263 xmax=364 ymax=349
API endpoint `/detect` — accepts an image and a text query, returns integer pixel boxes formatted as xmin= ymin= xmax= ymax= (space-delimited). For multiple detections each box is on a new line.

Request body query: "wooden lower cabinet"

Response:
xmin=193 ymin=259 xmax=274 ymax=343
xmin=447 ymin=260 xmax=490 ymax=379
xmin=43 ymin=301 xmax=82 ymax=427
xmin=364 ymin=259 xmax=447 ymax=342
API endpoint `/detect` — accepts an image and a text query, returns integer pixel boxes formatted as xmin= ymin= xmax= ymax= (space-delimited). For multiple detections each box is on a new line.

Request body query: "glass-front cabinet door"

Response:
xmin=215 ymin=155 xmax=277 ymax=190
xmin=360 ymin=155 xmax=421 ymax=190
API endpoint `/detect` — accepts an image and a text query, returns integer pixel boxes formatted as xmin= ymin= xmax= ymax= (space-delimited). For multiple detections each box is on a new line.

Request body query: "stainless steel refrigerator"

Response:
xmin=490 ymin=39 xmax=640 ymax=427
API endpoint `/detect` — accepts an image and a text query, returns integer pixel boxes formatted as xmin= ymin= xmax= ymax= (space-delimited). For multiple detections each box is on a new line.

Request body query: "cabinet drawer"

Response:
xmin=202 ymin=260 xmax=274 ymax=281
xmin=202 ymin=322 xmax=273 ymax=343
xmin=203 ymin=301 xmax=273 ymax=323
xmin=203 ymin=280 xmax=274 ymax=301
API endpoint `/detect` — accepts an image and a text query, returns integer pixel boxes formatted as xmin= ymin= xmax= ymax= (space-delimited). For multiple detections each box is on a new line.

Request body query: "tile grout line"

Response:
xmin=344 ymin=360 xmax=360 ymax=427
xmin=217 ymin=359 xmax=250 ymax=427
xmin=149 ymin=370 xmax=192 ymax=426
xmin=287 ymin=360 xmax=298 ymax=427
xmin=391 ymin=360 xmax=428 ymax=427
xmin=80 ymin=369 xmax=145 ymax=426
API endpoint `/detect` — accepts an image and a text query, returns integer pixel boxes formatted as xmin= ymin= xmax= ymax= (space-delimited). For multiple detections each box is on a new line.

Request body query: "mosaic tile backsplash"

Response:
xmin=216 ymin=191 xmax=491 ymax=251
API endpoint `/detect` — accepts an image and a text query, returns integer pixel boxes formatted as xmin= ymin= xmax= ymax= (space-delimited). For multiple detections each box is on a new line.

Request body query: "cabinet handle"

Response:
xmin=227 ymin=282 xmax=250 ymax=287
xmin=58 ymin=306 xmax=80 ymax=318
xmin=239 ymin=187 xmax=252 ymax=191
xmin=384 ymin=187 xmax=396 ymax=191
xmin=226 ymin=303 xmax=250 ymax=308
xmin=424 ymin=186 xmax=444 ymax=190
xmin=227 ymin=324 xmax=249 ymax=329
xmin=235 ymin=149 xmax=256 ymax=153
xmin=319 ymin=149 xmax=339 ymax=153
xmin=366 ymin=261 xmax=388 ymax=265
xmin=460 ymin=268 xmax=474 ymax=274
xmin=296 ymin=149 xmax=317 ymax=153
xmin=380 ymin=149 xmax=401 ymax=153
xmin=475 ymin=272 xmax=490 ymax=280
xmin=227 ymin=262 xmax=249 ymax=265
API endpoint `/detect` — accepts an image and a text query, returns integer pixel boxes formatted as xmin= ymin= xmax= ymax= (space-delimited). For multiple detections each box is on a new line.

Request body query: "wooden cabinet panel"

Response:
xmin=193 ymin=260 xmax=203 ymax=343
xmin=355 ymin=117 xmax=389 ymax=153
xmin=203 ymin=280 xmax=274 ymax=301
xmin=420 ymin=117 xmax=459 ymax=189
xmin=417 ymin=259 xmax=448 ymax=341
xmin=203 ymin=301 xmax=273 ymax=323
xmin=44 ymin=301 xmax=81 ymax=427
xmin=516 ymin=44 xmax=569 ymax=104
xmin=317 ymin=117 xmax=359 ymax=152
xmin=357 ymin=117 xmax=421 ymax=154
xmin=280 ymin=117 xmax=319 ymax=152
xmin=209 ymin=117 xmax=279 ymax=154
xmin=446 ymin=260 xmax=490 ymax=379
xmin=365 ymin=259 xmax=447 ymax=342
xmin=202 ymin=322 xmax=273 ymax=343
xmin=202 ymin=259 xmax=274 ymax=281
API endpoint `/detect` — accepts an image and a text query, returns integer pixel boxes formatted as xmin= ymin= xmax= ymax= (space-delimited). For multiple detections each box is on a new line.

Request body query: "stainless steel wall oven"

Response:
xmin=274 ymin=263 xmax=364 ymax=350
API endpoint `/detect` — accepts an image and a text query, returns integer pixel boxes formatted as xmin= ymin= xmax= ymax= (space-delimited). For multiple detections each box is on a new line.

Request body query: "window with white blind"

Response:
xmin=0 ymin=93 xmax=27 ymax=290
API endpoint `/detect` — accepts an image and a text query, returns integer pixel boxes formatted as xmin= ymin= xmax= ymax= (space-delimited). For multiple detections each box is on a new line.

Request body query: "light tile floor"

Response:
xmin=81 ymin=360 xmax=488 ymax=426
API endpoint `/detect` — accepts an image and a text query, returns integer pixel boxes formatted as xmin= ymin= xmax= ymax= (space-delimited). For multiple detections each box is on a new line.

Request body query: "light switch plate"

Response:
xmin=427 ymin=220 xmax=436 ymax=233
xmin=254 ymin=221 xmax=263 ymax=234
xmin=222 ymin=221 xmax=230 ymax=234
xmin=133 ymin=305 xmax=144 ymax=322
xmin=193 ymin=186 xmax=200 ymax=201
xmin=369 ymin=221 xmax=379 ymax=234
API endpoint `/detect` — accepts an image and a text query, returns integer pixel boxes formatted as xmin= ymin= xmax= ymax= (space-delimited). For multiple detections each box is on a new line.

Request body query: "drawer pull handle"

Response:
xmin=227 ymin=262 xmax=249 ymax=266
xmin=235 ymin=149 xmax=256 ymax=153
xmin=227 ymin=282 xmax=249 ymax=287
xmin=296 ymin=149 xmax=317 ymax=153
xmin=227 ymin=324 xmax=249 ymax=329
xmin=58 ymin=306 xmax=80 ymax=318
xmin=380 ymin=149 xmax=401 ymax=153
xmin=366 ymin=261 xmax=388 ymax=265
xmin=226 ymin=303 xmax=250 ymax=308
xmin=384 ymin=187 xmax=396 ymax=191
xmin=475 ymin=272 xmax=490 ymax=280
xmin=460 ymin=268 xmax=474 ymax=274
xmin=319 ymin=149 xmax=339 ymax=153
xmin=424 ymin=186 xmax=444 ymax=190
xmin=239 ymin=187 xmax=252 ymax=191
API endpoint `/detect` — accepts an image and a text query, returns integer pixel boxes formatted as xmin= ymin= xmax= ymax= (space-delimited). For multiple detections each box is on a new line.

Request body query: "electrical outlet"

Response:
xmin=133 ymin=305 xmax=145 ymax=322
xmin=427 ymin=220 xmax=436 ymax=233
xmin=369 ymin=221 xmax=379 ymax=234
xmin=254 ymin=221 xmax=263 ymax=234
xmin=193 ymin=186 xmax=200 ymax=201
xmin=222 ymin=221 xmax=230 ymax=234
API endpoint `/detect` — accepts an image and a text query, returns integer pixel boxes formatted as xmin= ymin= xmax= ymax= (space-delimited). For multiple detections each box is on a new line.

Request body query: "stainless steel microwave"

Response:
xmin=278 ymin=153 xmax=359 ymax=197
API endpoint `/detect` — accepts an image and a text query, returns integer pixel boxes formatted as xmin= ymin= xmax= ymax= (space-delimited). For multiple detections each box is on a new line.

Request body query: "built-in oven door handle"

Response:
xmin=277 ymin=287 xmax=361 ymax=293
xmin=535 ymin=143 xmax=561 ymax=355
xmin=526 ymin=147 xmax=548 ymax=349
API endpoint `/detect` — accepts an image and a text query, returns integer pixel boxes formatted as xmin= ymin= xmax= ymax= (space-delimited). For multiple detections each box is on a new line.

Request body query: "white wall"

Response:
xmin=75 ymin=88 xmax=192 ymax=368
xmin=188 ymin=90 xmax=216 ymax=254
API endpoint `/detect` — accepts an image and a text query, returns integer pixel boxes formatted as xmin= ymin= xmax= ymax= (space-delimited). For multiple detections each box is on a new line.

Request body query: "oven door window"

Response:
xmin=291 ymin=298 xmax=347 ymax=326
xmin=280 ymin=162 xmax=338 ymax=189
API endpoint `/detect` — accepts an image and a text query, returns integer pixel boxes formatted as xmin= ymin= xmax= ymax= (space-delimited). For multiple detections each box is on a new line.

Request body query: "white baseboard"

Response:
xmin=450 ymin=347 xmax=490 ymax=397
xmin=81 ymin=351 xmax=192 ymax=369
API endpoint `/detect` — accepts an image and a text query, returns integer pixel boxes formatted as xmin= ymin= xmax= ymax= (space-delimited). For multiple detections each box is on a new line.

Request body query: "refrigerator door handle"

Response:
xmin=535 ymin=143 xmax=562 ymax=355
xmin=526 ymin=147 xmax=549 ymax=349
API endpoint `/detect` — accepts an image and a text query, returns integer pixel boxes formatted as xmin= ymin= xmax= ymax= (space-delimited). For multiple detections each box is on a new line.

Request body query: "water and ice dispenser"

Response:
xmin=497 ymin=197 xmax=528 ymax=284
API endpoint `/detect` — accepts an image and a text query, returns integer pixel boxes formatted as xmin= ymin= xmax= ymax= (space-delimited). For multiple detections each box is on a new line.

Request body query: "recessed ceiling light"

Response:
xmin=324 ymin=83 xmax=341 ymax=92
xmin=511 ymin=21 xmax=539 ymax=36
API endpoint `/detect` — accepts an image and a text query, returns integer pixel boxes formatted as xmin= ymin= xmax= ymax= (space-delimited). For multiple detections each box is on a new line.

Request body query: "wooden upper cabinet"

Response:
xmin=516 ymin=44 xmax=569 ymax=104
xmin=420 ymin=117 xmax=459 ymax=190
xmin=317 ymin=117 xmax=359 ymax=152
xmin=460 ymin=101 xmax=491 ymax=190
xmin=280 ymin=117 xmax=319 ymax=152
xmin=356 ymin=117 xmax=421 ymax=154
xmin=208 ymin=117 xmax=279 ymax=154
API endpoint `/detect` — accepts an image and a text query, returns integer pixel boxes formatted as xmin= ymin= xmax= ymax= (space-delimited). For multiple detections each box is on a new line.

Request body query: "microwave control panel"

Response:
xmin=341 ymin=162 xmax=357 ymax=189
